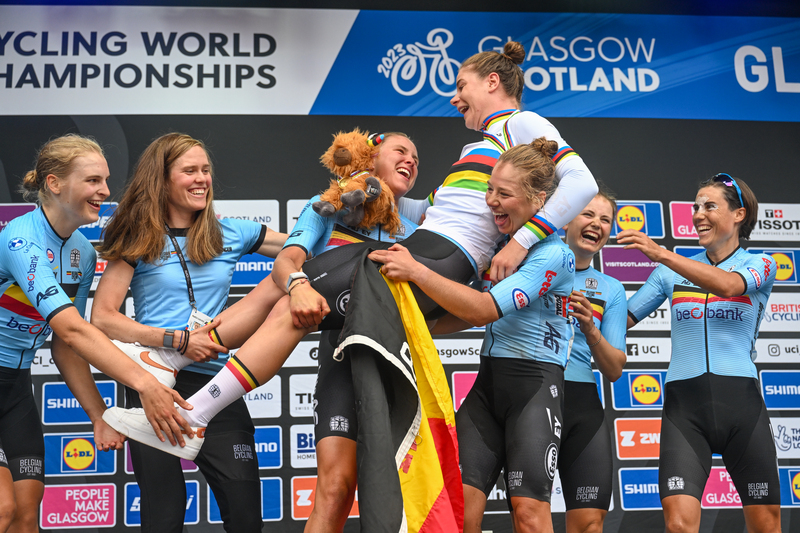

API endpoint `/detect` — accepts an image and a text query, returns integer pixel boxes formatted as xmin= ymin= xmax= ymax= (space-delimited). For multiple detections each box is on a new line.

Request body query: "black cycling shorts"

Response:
xmin=658 ymin=373 xmax=780 ymax=506
xmin=456 ymin=356 xmax=564 ymax=502
xmin=127 ymin=370 xmax=262 ymax=533
xmin=0 ymin=367 xmax=44 ymax=482
xmin=313 ymin=330 xmax=358 ymax=442
xmin=558 ymin=381 xmax=612 ymax=511
xmin=303 ymin=229 xmax=475 ymax=330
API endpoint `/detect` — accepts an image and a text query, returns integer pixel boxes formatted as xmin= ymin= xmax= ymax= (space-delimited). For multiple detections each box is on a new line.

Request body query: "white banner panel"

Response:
xmin=0 ymin=6 xmax=357 ymax=115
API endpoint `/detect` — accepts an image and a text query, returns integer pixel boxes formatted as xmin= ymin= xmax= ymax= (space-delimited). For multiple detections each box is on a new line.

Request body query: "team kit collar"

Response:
xmin=481 ymin=109 xmax=517 ymax=132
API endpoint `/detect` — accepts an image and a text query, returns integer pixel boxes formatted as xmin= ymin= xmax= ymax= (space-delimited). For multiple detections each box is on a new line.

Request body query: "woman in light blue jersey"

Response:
xmin=621 ymin=174 xmax=780 ymax=533
xmin=91 ymin=133 xmax=286 ymax=533
xmin=372 ymin=137 xmax=574 ymax=533
xmin=0 ymin=135 xmax=192 ymax=533
xmin=560 ymin=188 xmax=627 ymax=533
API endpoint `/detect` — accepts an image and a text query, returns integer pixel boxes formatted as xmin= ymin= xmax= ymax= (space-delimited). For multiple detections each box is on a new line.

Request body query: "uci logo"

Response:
xmin=616 ymin=205 xmax=646 ymax=232
xmin=772 ymin=253 xmax=794 ymax=282
xmin=63 ymin=438 xmax=95 ymax=470
xmin=631 ymin=374 xmax=662 ymax=405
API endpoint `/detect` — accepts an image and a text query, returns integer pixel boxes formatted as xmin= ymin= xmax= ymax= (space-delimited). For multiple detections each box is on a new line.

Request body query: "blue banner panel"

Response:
xmin=619 ymin=467 xmax=662 ymax=510
xmin=761 ymin=370 xmax=800 ymax=410
xmin=611 ymin=201 xmax=664 ymax=238
xmin=748 ymin=248 xmax=799 ymax=285
xmin=312 ymin=12 xmax=800 ymax=122
xmin=44 ymin=433 xmax=116 ymax=477
xmin=611 ymin=370 xmax=668 ymax=410
xmin=42 ymin=381 xmax=116 ymax=425
xmin=124 ymin=481 xmax=199 ymax=526
xmin=255 ymin=425 xmax=282 ymax=469
xmin=207 ymin=477 xmax=282 ymax=523
xmin=231 ymin=253 xmax=275 ymax=286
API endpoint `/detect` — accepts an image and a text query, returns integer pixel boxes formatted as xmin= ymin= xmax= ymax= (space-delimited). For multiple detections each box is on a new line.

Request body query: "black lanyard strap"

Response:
xmin=165 ymin=225 xmax=197 ymax=310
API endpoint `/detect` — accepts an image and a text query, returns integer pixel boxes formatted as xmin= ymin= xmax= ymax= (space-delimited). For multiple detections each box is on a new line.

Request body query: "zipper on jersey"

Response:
xmin=703 ymin=290 xmax=710 ymax=373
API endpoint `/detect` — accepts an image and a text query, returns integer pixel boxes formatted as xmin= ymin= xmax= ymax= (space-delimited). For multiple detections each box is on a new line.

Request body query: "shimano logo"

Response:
xmin=765 ymin=385 xmax=800 ymax=395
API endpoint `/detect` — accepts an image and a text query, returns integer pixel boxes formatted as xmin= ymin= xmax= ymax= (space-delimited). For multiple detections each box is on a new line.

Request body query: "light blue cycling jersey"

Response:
xmin=627 ymin=247 xmax=776 ymax=382
xmin=285 ymin=194 xmax=418 ymax=256
xmin=0 ymin=208 xmax=95 ymax=369
xmin=564 ymin=266 xmax=627 ymax=384
xmin=129 ymin=218 xmax=265 ymax=375
xmin=482 ymin=233 xmax=575 ymax=367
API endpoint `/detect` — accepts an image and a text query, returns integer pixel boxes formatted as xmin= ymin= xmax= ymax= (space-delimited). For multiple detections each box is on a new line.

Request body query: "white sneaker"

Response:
xmin=111 ymin=340 xmax=178 ymax=388
xmin=102 ymin=406 xmax=205 ymax=460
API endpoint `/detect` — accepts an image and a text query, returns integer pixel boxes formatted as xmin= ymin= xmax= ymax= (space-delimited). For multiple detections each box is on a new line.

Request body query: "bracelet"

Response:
xmin=163 ymin=329 xmax=175 ymax=348
xmin=587 ymin=335 xmax=603 ymax=348
xmin=179 ymin=330 xmax=189 ymax=355
xmin=288 ymin=278 xmax=309 ymax=294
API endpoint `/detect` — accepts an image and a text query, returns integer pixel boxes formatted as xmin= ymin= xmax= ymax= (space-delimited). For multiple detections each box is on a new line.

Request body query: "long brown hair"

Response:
xmin=99 ymin=133 xmax=222 ymax=265
xmin=460 ymin=41 xmax=526 ymax=107
xmin=20 ymin=134 xmax=104 ymax=204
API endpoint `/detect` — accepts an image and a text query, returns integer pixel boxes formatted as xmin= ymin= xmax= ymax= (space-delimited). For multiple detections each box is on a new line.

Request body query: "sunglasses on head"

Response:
xmin=711 ymin=173 xmax=744 ymax=209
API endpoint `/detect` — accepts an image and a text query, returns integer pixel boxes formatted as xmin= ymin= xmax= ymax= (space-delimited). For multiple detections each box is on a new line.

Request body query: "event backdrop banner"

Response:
xmin=0 ymin=7 xmax=799 ymax=120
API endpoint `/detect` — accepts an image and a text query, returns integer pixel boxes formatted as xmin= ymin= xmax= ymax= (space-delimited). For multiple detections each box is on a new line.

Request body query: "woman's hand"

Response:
xmin=489 ymin=240 xmax=527 ymax=283
xmin=616 ymin=229 xmax=665 ymax=262
xmin=93 ymin=417 xmax=126 ymax=451
xmin=183 ymin=318 xmax=228 ymax=362
xmin=568 ymin=290 xmax=600 ymax=341
xmin=368 ymin=244 xmax=427 ymax=283
xmin=138 ymin=378 xmax=195 ymax=446
xmin=289 ymin=283 xmax=330 ymax=329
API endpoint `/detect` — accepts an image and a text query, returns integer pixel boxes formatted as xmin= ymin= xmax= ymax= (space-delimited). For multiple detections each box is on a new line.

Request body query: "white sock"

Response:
xmin=157 ymin=347 xmax=193 ymax=372
xmin=179 ymin=363 xmax=248 ymax=427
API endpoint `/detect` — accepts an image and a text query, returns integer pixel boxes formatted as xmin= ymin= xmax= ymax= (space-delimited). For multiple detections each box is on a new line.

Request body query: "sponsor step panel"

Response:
xmin=208 ymin=478 xmax=282 ymax=523
xmin=612 ymin=370 xmax=667 ymax=410
xmin=40 ymin=483 xmax=116 ymax=529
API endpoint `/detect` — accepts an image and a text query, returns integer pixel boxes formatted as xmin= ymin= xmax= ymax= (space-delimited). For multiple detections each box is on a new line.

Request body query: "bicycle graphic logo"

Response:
xmin=377 ymin=28 xmax=461 ymax=97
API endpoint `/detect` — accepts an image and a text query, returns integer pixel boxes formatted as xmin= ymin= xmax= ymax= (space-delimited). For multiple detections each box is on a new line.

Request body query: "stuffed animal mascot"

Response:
xmin=313 ymin=129 xmax=403 ymax=236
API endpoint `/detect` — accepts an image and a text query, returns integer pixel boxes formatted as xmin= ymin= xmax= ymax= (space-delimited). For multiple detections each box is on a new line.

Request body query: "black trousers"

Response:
xmin=126 ymin=370 xmax=262 ymax=532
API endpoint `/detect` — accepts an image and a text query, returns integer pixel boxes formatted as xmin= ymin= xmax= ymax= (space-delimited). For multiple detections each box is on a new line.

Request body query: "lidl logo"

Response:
xmin=747 ymin=249 xmax=798 ymax=285
xmin=63 ymin=438 xmax=94 ymax=470
xmin=631 ymin=374 xmax=662 ymax=405
xmin=616 ymin=205 xmax=645 ymax=231
xmin=208 ymin=478 xmax=282 ymax=523
xmin=777 ymin=467 xmax=800 ymax=506
xmin=611 ymin=370 xmax=667 ymax=410
xmin=44 ymin=433 xmax=116 ymax=476
xmin=611 ymin=201 xmax=664 ymax=238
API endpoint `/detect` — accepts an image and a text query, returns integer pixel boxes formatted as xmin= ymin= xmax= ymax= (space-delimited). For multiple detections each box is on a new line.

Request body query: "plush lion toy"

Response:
xmin=313 ymin=128 xmax=403 ymax=236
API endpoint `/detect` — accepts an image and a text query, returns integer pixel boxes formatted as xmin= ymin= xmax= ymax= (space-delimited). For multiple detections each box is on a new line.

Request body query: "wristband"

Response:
xmin=288 ymin=278 xmax=309 ymax=294
xmin=286 ymin=271 xmax=309 ymax=291
xmin=163 ymin=329 xmax=175 ymax=348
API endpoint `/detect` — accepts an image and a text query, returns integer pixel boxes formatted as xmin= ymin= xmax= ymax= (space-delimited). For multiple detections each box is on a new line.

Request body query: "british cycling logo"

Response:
xmin=8 ymin=237 xmax=26 ymax=250
xmin=377 ymin=29 xmax=460 ymax=97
